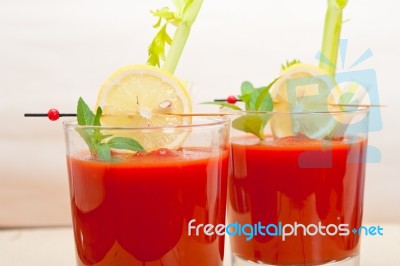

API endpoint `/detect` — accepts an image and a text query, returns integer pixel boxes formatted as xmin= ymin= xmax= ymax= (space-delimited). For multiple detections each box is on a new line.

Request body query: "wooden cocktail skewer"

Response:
xmin=24 ymin=98 xmax=385 ymax=121
xmin=214 ymin=96 xmax=386 ymax=108
xmin=24 ymin=104 xmax=385 ymax=121
xmin=328 ymin=103 xmax=386 ymax=108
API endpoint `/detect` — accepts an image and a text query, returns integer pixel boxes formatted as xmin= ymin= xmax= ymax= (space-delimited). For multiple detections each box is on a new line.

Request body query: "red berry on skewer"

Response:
xmin=47 ymin=108 xmax=60 ymax=121
xmin=227 ymin=95 xmax=237 ymax=104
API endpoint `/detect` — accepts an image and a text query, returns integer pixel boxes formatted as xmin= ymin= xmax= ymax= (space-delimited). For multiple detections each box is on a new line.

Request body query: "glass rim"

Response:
xmin=63 ymin=115 xmax=230 ymax=131
xmin=225 ymin=106 xmax=370 ymax=115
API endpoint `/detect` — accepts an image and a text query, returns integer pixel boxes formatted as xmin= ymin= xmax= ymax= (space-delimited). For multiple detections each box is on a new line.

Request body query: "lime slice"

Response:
xmin=96 ymin=65 xmax=192 ymax=151
xmin=270 ymin=63 xmax=341 ymax=138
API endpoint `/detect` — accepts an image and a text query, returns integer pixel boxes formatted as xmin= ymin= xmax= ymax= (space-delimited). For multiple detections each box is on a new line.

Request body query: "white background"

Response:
xmin=0 ymin=0 xmax=399 ymax=226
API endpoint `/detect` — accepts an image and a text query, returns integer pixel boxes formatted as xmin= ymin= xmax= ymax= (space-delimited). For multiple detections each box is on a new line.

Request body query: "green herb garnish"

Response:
xmin=234 ymin=80 xmax=277 ymax=139
xmin=147 ymin=0 xmax=204 ymax=74
xmin=76 ymin=97 xmax=145 ymax=161
xmin=208 ymin=0 xmax=350 ymax=140
xmin=206 ymin=79 xmax=278 ymax=140
xmin=75 ymin=2 xmax=203 ymax=160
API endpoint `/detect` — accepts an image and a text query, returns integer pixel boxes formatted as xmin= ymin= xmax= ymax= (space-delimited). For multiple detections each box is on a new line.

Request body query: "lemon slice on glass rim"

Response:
xmin=96 ymin=64 xmax=192 ymax=151
xmin=269 ymin=63 xmax=342 ymax=139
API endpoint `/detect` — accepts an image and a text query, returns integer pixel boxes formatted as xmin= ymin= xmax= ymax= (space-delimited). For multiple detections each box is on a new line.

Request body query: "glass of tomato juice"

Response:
xmin=228 ymin=108 xmax=369 ymax=266
xmin=63 ymin=115 xmax=230 ymax=266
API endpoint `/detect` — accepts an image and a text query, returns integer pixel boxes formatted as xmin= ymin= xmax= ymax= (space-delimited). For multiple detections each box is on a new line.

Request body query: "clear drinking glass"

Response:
xmin=63 ymin=116 xmax=230 ymax=266
xmin=227 ymin=108 xmax=369 ymax=266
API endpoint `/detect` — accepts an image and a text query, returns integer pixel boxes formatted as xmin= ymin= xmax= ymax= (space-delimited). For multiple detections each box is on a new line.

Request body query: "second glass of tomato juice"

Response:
xmin=226 ymin=68 xmax=370 ymax=266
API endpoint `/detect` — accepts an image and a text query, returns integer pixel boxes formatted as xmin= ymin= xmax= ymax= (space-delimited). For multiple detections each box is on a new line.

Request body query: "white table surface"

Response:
xmin=1 ymin=224 xmax=399 ymax=266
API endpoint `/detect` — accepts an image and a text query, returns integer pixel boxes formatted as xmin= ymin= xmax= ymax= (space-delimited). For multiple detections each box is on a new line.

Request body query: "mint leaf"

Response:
xmin=92 ymin=107 xmax=110 ymax=141
xmin=239 ymin=83 xmax=257 ymax=110
xmin=239 ymin=81 xmax=272 ymax=111
xmin=232 ymin=114 xmax=269 ymax=140
xmin=93 ymin=106 xmax=102 ymax=126
xmin=107 ymin=137 xmax=145 ymax=152
xmin=255 ymin=92 xmax=273 ymax=111
xmin=241 ymin=81 xmax=255 ymax=95
xmin=203 ymin=79 xmax=277 ymax=140
xmin=96 ymin=144 xmax=111 ymax=162
xmin=239 ymin=79 xmax=277 ymax=112
xmin=77 ymin=97 xmax=95 ymax=126
xmin=254 ymin=78 xmax=278 ymax=111
xmin=206 ymin=61 xmax=306 ymax=140
xmin=232 ymin=79 xmax=278 ymax=139
xmin=77 ymin=99 xmax=105 ymax=154
xmin=76 ymin=97 xmax=146 ymax=161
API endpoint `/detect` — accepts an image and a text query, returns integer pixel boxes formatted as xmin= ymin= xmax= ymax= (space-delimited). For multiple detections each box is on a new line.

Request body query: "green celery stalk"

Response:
xmin=320 ymin=0 xmax=348 ymax=73
xmin=163 ymin=0 xmax=204 ymax=73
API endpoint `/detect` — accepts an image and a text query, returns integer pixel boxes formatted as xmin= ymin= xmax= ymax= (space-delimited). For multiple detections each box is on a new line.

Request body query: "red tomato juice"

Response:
xmin=228 ymin=136 xmax=367 ymax=265
xmin=67 ymin=148 xmax=229 ymax=266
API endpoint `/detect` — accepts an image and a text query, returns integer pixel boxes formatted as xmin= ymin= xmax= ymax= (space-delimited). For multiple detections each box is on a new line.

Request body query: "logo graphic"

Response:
xmin=285 ymin=40 xmax=382 ymax=166
xmin=188 ymin=219 xmax=384 ymax=241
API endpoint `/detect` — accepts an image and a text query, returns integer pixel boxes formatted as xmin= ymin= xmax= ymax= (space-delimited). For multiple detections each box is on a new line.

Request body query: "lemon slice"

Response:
xmin=96 ymin=64 xmax=192 ymax=151
xmin=270 ymin=63 xmax=341 ymax=138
